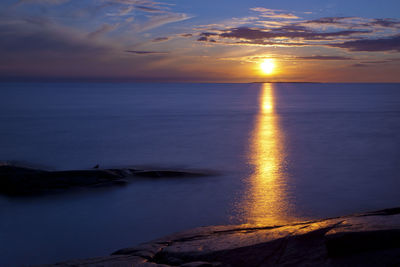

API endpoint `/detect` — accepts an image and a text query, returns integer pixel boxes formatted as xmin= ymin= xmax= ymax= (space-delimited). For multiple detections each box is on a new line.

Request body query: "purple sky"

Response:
xmin=1 ymin=0 xmax=400 ymax=82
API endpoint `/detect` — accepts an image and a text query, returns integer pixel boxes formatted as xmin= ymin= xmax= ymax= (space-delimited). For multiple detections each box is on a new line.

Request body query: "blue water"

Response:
xmin=0 ymin=82 xmax=399 ymax=266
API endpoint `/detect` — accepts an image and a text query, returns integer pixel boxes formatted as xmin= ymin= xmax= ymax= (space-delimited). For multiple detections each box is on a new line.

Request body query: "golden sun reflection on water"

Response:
xmin=240 ymin=83 xmax=292 ymax=226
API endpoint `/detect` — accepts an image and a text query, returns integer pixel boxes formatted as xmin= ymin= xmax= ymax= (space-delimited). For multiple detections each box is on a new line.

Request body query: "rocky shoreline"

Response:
xmin=39 ymin=207 xmax=400 ymax=266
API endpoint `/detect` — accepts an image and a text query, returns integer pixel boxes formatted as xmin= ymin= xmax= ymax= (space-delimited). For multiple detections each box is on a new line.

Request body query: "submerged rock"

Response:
xmin=0 ymin=164 xmax=209 ymax=196
xmin=39 ymin=207 xmax=400 ymax=266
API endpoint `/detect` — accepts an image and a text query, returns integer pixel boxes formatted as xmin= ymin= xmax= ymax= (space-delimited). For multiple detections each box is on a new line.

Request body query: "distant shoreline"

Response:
xmin=1 ymin=80 xmax=399 ymax=84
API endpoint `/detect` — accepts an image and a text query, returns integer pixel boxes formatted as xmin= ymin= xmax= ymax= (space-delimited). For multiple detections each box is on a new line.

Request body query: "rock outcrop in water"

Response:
xmin=39 ymin=207 xmax=400 ymax=267
xmin=0 ymin=164 xmax=208 ymax=196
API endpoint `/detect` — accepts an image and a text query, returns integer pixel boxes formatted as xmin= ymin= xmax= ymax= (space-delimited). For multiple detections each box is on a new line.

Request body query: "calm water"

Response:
xmin=0 ymin=82 xmax=399 ymax=266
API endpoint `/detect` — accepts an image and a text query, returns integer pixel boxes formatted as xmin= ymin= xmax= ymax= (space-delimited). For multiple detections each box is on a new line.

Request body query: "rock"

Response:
xmin=0 ymin=164 xmax=210 ymax=196
xmin=36 ymin=255 xmax=168 ymax=267
xmin=112 ymin=243 xmax=167 ymax=260
xmin=132 ymin=170 xmax=205 ymax=178
xmin=180 ymin=261 xmax=220 ymax=267
xmin=40 ymin=207 xmax=400 ymax=267
xmin=325 ymin=212 xmax=400 ymax=257
xmin=0 ymin=165 xmax=125 ymax=196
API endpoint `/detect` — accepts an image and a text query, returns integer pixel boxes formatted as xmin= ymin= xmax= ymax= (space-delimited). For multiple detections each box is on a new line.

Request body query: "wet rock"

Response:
xmin=39 ymin=207 xmax=400 ymax=266
xmin=36 ymin=255 xmax=168 ymax=267
xmin=180 ymin=262 xmax=220 ymax=267
xmin=118 ymin=243 xmax=167 ymax=255
xmin=325 ymin=212 xmax=400 ymax=257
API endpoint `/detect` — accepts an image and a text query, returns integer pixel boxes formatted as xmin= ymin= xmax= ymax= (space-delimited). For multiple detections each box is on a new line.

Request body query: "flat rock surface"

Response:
xmin=39 ymin=207 xmax=400 ymax=267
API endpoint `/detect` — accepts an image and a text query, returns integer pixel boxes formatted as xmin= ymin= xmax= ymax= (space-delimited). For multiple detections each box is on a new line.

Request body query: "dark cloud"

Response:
xmin=195 ymin=12 xmax=400 ymax=53
xmin=0 ymin=22 xmax=108 ymax=54
xmin=351 ymin=63 xmax=368 ymax=67
xmin=332 ymin=35 xmax=400 ymax=52
xmin=200 ymin=32 xmax=218 ymax=37
xmin=23 ymin=16 xmax=53 ymax=27
xmin=361 ymin=58 xmax=400 ymax=64
xmin=197 ymin=35 xmax=217 ymax=42
xmin=297 ymin=55 xmax=353 ymax=60
xmin=236 ymin=40 xmax=307 ymax=46
xmin=217 ymin=26 xmax=370 ymax=41
xmin=152 ymin=37 xmax=169 ymax=42
xmin=362 ymin=60 xmax=390 ymax=64
xmin=0 ymin=19 xmax=120 ymax=79
xmin=197 ymin=32 xmax=218 ymax=42
xmin=181 ymin=33 xmax=192 ymax=37
xmin=124 ymin=50 xmax=168 ymax=54
xmin=17 ymin=0 xmax=69 ymax=5
xmin=135 ymin=5 xmax=163 ymax=13
xmin=370 ymin=18 xmax=400 ymax=28
xmin=304 ymin=17 xmax=351 ymax=25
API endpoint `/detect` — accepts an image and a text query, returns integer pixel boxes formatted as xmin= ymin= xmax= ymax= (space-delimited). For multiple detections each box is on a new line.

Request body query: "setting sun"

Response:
xmin=260 ymin=59 xmax=276 ymax=75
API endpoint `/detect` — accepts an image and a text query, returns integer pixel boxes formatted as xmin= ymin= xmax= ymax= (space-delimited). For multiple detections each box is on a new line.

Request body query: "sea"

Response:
xmin=0 ymin=82 xmax=399 ymax=266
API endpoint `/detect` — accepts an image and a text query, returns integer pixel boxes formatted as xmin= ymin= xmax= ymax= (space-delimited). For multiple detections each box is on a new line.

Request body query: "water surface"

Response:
xmin=0 ymin=82 xmax=399 ymax=266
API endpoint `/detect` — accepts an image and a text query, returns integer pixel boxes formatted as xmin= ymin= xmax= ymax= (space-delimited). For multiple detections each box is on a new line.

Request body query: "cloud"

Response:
xmin=125 ymin=50 xmax=168 ymax=54
xmin=200 ymin=32 xmax=218 ymax=37
xmin=88 ymin=23 xmax=119 ymax=39
xmin=23 ymin=16 xmax=53 ymax=27
xmin=195 ymin=11 xmax=400 ymax=53
xmin=135 ymin=13 xmax=191 ymax=32
xmin=106 ymin=6 xmax=134 ymax=16
xmin=306 ymin=17 xmax=349 ymax=24
xmin=351 ymin=63 xmax=368 ymax=67
xmin=152 ymin=37 xmax=169 ymax=42
xmin=16 ymin=0 xmax=69 ymax=5
xmin=235 ymin=40 xmax=307 ymax=47
xmin=370 ymin=18 xmax=400 ymax=28
xmin=216 ymin=26 xmax=369 ymax=41
xmin=135 ymin=5 xmax=163 ymax=13
xmin=103 ymin=0 xmax=172 ymax=14
xmin=297 ymin=55 xmax=353 ymax=60
xmin=194 ymin=7 xmax=400 ymax=54
xmin=303 ymin=17 xmax=400 ymax=29
xmin=250 ymin=7 xmax=299 ymax=19
xmin=362 ymin=60 xmax=390 ymax=64
xmin=101 ymin=0 xmax=192 ymax=32
xmin=332 ymin=35 xmax=400 ymax=52
xmin=345 ymin=58 xmax=400 ymax=69
xmin=0 ymin=22 xmax=107 ymax=54
xmin=302 ymin=17 xmax=361 ymax=28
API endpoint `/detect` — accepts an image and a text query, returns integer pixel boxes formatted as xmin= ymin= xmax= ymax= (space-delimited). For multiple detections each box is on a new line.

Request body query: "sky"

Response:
xmin=1 ymin=0 xmax=400 ymax=82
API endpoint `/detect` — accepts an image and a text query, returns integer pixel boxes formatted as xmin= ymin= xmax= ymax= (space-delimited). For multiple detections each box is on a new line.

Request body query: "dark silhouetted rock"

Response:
xmin=133 ymin=170 xmax=205 ymax=178
xmin=0 ymin=164 xmax=210 ymax=196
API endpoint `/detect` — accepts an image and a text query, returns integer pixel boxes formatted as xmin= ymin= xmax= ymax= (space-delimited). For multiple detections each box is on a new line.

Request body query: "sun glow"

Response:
xmin=260 ymin=59 xmax=276 ymax=75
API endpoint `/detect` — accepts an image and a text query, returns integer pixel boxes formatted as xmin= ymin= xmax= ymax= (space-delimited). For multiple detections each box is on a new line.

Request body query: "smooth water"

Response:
xmin=0 ymin=82 xmax=399 ymax=266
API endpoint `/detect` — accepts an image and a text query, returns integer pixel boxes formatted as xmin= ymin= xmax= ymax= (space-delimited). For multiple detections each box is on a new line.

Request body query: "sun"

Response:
xmin=260 ymin=59 xmax=276 ymax=75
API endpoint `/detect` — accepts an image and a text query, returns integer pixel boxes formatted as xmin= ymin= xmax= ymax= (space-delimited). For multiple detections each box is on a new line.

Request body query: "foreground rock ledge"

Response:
xmin=40 ymin=207 xmax=400 ymax=267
